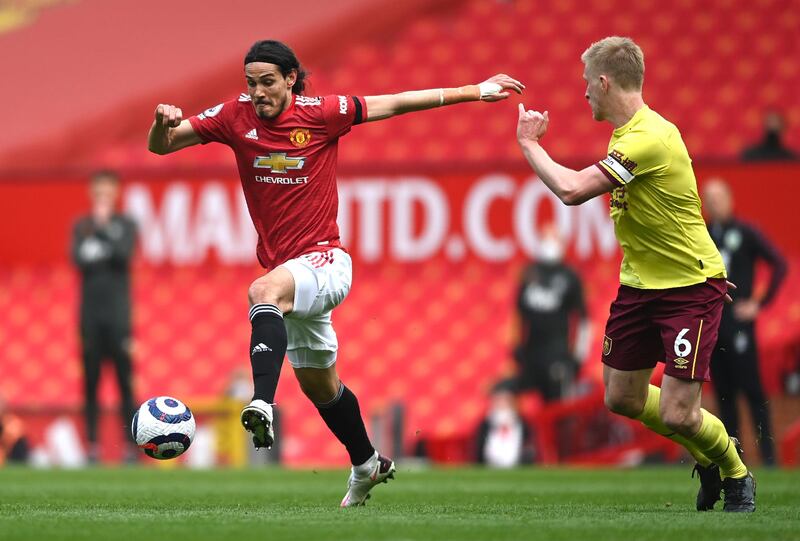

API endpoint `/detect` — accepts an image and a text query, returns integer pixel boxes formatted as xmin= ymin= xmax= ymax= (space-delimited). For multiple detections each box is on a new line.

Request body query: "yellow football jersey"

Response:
xmin=596 ymin=105 xmax=726 ymax=289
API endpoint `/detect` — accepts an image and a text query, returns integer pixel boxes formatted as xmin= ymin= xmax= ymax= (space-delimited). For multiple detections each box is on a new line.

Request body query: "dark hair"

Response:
xmin=90 ymin=169 xmax=120 ymax=184
xmin=244 ymin=40 xmax=307 ymax=95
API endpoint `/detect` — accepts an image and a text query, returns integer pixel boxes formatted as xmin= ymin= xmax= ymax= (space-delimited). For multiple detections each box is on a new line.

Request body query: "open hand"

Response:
xmin=154 ymin=104 xmax=183 ymax=128
xmin=479 ymin=74 xmax=525 ymax=102
xmin=517 ymin=104 xmax=549 ymax=143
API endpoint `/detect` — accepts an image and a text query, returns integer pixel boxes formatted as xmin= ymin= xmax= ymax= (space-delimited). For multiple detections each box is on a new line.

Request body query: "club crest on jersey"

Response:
xmin=198 ymin=103 xmax=223 ymax=119
xmin=253 ymin=153 xmax=306 ymax=173
xmin=290 ymin=128 xmax=311 ymax=148
xmin=602 ymin=335 xmax=612 ymax=356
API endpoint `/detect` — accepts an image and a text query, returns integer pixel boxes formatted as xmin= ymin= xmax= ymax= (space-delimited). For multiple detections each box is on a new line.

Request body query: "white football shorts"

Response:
xmin=278 ymin=248 xmax=352 ymax=369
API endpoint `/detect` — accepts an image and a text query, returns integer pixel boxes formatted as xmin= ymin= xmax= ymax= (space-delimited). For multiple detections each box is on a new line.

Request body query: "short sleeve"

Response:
xmin=321 ymin=95 xmax=367 ymax=139
xmin=188 ymin=101 xmax=234 ymax=145
xmin=595 ymin=131 xmax=670 ymax=186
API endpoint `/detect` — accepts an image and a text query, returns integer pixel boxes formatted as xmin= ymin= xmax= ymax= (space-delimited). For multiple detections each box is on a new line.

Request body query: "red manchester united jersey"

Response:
xmin=188 ymin=93 xmax=366 ymax=269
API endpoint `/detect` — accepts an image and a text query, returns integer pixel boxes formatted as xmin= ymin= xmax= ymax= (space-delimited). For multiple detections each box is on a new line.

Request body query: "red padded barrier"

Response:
xmin=1 ymin=163 xmax=798 ymax=465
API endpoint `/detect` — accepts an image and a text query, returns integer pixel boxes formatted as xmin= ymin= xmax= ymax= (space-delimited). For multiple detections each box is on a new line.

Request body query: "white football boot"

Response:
xmin=240 ymin=399 xmax=274 ymax=449
xmin=340 ymin=452 xmax=396 ymax=507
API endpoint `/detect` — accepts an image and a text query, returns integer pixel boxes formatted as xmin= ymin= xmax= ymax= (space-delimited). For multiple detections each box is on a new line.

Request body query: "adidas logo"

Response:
xmin=251 ymin=343 xmax=272 ymax=354
xmin=245 ymin=128 xmax=258 ymax=140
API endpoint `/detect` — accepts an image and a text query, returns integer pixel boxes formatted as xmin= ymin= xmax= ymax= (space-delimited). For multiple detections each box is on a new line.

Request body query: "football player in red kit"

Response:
xmin=148 ymin=40 xmax=523 ymax=506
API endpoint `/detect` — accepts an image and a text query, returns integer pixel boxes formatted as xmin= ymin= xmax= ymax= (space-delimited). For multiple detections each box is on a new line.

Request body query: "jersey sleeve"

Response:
xmin=595 ymin=131 xmax=670 ymax=187
xmin=320 ymin=95 xmax=367 ymax=139
xmin=187 ymin=100 xmax=235 ymax=145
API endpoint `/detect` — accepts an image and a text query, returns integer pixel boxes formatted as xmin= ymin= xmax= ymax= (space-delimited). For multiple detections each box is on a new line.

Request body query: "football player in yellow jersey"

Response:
xmin=515 ymin=36 xmax=755 ymax=512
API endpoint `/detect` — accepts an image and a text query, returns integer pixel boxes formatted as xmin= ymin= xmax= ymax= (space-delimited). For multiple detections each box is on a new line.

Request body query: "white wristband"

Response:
xmin=478 ymin=82 xmax=502 ymax=100
xmin=438 ymin=88 xmax=444 ymax=106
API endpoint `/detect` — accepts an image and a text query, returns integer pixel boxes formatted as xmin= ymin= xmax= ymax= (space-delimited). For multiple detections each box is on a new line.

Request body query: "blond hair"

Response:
xmin=581 ymin=36 xmax=644 ymax=91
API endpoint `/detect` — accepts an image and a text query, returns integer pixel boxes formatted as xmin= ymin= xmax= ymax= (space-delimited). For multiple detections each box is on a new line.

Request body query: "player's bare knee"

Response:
xmin=661 ymin=407 xmax=700 ymax=436
xmin=248 ymin=279 xmax=280 ymax=306
xmin=604 ymin=392 xmax=643 ymax=418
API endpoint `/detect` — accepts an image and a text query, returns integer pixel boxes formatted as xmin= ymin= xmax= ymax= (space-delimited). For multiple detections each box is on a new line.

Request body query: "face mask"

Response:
xmin=538 ymin=238 xmax=563 ymax=263
xmin=489 ymin=407 xmax=518 ymax=427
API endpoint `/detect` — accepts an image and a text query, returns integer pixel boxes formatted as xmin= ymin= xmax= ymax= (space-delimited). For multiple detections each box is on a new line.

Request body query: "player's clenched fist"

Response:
xmin=516 ymin=104 xmax=549 ymax=144
xmin=155 ymin=104 xmax=183 ymax=128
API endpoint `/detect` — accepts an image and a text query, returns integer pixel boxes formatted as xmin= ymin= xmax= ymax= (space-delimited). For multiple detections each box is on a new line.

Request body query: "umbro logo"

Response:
xmin=673 ymin=357 xmax=690 ymax=369
xmin=252 ymin=343 xmax=272 ymax=354
xmin=245 ymin=128 xmax=258 ymax=140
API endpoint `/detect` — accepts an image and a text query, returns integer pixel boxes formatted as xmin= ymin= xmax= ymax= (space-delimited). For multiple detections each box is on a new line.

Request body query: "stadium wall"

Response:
xmin=1 ymin=163 xmax=798 ymax=465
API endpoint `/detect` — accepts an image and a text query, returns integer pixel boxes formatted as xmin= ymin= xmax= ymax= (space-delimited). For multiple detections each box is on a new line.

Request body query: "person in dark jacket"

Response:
xmin=71 ymin=170 xmax=138 ymax=463
xmin=703 ymin=178 xmax=787 ymax=465
xmin=740 ymin=110 xmax=796 ymax=162
xmin=0 ymin=392 xmax=28 ymax=466
xmin=512 ymin=226 xmax=590 ymax=401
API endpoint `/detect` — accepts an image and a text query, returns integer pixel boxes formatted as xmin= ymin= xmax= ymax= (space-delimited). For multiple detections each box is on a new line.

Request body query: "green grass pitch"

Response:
xmin=1 ymin=466 xmax=798 ymax=541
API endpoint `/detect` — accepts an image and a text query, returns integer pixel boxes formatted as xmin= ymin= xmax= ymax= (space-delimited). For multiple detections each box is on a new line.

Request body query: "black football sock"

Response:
xmin=316 ymin=382 xmax=376 ymax=466
xmin=248 ymin=303 xmax=288 ymax=403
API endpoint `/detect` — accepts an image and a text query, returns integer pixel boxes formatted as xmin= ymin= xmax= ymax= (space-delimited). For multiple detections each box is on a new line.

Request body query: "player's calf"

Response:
xmin=313 ymin=381 xmax=376 ymax=467
xmin=248 ymin=303 xmax=287 ymax=405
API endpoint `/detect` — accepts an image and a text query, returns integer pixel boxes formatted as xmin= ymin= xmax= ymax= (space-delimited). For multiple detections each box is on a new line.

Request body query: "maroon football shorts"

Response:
xmin=601 ymin=278 xmax=727 ymax=381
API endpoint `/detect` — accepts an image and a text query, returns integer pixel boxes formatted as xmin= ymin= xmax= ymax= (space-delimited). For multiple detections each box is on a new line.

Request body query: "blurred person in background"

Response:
xmin=147 ymin=39 xmax=523 ymax=506
xmin=740 ymin=110 xmax=796 ymax=161
xmin=703 ymin=178 xmax=787 ymax=465
xmin=226 ymin=367 xmax=254 ymax=404
xmin=476 ymin=381 xmax=533 ymax=467
xmin=71 ymin=170 xmax=138 ymax=463
xmin=0 ymin=392 xmax=29 ymax=466
xmin=516 ymin=36 xmax=755 ymax=511
xmin=512 ymin=224 xmax=590 ymax=401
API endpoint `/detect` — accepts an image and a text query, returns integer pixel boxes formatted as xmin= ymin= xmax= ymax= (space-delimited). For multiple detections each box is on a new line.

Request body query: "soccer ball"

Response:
xmin=132 ymin=396 xmax=195 ymax=460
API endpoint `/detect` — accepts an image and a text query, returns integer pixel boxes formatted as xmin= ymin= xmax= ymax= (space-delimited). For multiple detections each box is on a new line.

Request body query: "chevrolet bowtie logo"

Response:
xmin=253 ymin=153 xmax=306 ymax=173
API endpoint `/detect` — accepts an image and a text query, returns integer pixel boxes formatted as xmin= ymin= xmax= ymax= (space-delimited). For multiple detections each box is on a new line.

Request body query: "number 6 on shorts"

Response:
xmin=673 ymin=328 xmax=692 ymax=358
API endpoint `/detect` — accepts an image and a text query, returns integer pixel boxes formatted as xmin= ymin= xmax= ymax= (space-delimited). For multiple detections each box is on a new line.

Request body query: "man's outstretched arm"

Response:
xmin=364 ymin=74 xmax=524 ymax=122
xmin=148 ymin=104 xmax=203 ymax=155
xmin=516 ymin=104 xmax=615 ymax=206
